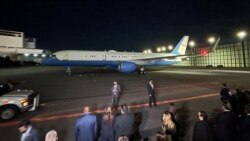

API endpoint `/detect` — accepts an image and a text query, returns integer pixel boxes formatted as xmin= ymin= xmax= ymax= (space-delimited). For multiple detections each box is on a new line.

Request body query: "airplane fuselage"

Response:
xmin=42 ymin=36 xmax=189 ymax=72
xmin=43 ymin=50 xmax=181 ymax=67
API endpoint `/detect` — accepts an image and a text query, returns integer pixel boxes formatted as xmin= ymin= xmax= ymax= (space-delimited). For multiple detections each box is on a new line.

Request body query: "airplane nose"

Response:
xmin=41 ymin=57 xmax=50 ymax=65
xmin=41 ymin=56 xmax=56 ymax=65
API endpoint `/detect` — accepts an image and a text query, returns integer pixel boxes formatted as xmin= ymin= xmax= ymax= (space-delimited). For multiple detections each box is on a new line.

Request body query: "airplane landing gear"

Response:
xmin=138 ymin=67 xmax=145 ymax=75
xmin=66 ymin=67 xmax=72 ymax=76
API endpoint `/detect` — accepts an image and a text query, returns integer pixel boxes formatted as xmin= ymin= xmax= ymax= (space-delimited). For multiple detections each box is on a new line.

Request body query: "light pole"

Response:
xmin=156 ymin=47 xmax=161 ymax=53
xmin=208 ymin=37 xmax=215 ymax=44
xmin=189 ymin=41 xmax=195 ymax=47
xmin=147 ymin=49 xmax=152 ymax=53
xmin=189 ymin=40 xmax=196 ymax=66
xmin=168 ymin=45 xmax=173 ymax=51
xmin=237 ymin=31 xmax=247 ymax=68
xmin=143 ymin=49 xmax=152 ymax=54
xmin=156 ymin=46 xmax=166 ymax=53
xmin=237 ymin=31 xmax=247 ymax=39
xmin=161 ymin=46 xmax=166 ymax=52
xmin=189 ymin=41 xmax=196 ymax=53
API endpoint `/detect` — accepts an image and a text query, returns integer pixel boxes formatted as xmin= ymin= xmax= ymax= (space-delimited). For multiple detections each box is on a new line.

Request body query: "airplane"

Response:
xmin=41 ymin=36 xmax=219 ymax=74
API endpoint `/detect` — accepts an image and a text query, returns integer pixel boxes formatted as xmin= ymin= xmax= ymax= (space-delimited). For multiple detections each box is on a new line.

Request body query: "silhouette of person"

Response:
xmin=75 ymin=106 xmax=97 ymax=141
xmin=114 ymin=104 xmax=134 ymax=141
xmin=100 ymin=106 xmax=115 ymax=141
xmin=192 ymin=111 xmax=213 ymax=141
xmin=147 ymin=79 xmax=157 ymax=107
xmin=220 ymin=83 xmax=230 ymax=102
xmin=18 ymin=119 xmax=40 ymax=141
xmin=111 ymin=81 xmax=121 ymax=106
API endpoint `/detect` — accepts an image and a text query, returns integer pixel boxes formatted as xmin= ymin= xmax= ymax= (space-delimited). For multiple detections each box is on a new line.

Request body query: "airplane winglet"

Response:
xmin=211 ymin=37 xmax=220 ymax=52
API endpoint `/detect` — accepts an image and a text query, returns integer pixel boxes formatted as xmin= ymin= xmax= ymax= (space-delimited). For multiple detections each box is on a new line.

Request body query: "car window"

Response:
xmin=0 ymin=83 xmax=11 ymax=96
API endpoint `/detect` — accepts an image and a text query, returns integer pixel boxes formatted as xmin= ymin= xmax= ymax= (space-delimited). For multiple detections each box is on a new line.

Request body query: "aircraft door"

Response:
xmin=103 ymin=51 xmax=106 ymax=60
xmin=63 ymin=51 xmax=68 ymax=60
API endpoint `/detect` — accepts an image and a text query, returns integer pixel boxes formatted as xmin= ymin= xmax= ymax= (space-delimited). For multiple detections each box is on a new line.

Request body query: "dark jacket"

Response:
xmin=237 ymin=115 xmax=250 ymax=141
xmin=114 ymin=113 xmax=134 ymax=140
xmin=100 ymin=114 xmax=115 ymax=141
xmin=193 ymin=120 xmax=213 ymax=141
xmin=147 ymin=82 xmax=155 ymax=95
xmin=213 ymin=111 xmax=237 ymax=141
xmin=75 ymin=113 xmax=97 ymax=141
xmin=220 ymin=87 xmax=230 ymax=101
xmin=162 ymin=124 xmax=178 ymax=141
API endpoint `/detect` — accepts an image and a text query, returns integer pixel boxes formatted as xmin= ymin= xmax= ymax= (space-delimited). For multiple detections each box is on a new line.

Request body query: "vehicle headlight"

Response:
xmin=21 ymin=99 xmax=29 ymax=106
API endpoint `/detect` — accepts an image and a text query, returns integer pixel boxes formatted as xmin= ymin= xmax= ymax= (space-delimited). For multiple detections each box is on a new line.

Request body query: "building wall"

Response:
xmin=175 ymin=41 xmax=250 ymax=68
xmin=24 ymin=38 xmax=36 ymax=49
xmin=0 ymin=30 xmax=24 ymax=48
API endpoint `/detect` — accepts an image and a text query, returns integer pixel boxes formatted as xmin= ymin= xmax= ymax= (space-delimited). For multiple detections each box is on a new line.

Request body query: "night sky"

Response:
xmin=0 ymin=0 xmax=249 ymax=52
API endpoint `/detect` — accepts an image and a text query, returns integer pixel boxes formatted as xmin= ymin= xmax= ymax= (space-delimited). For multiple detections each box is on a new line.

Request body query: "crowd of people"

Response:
xmin=192 ymin=83 xmax=250 ymax=141
xmin=18 ymin=104 xmax=135 ymax=141
xmin=156 ymin=82 xmax=250 ymax=141
xmin=17 ymin=82 xmax=250 ymax=141
xmin=75 ymin=104 xmax=134 ymax=141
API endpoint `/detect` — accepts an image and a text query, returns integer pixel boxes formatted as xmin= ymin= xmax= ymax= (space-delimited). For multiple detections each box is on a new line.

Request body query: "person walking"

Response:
xmin=111 ymin=81 xmax=121 ymax=107
xmin=18 ymin=119 xmax=40 ymax=141
xmin=100 ymin=106 xmax=115 ymax=141
xmin=147 ymin=79 xmax=157 ymax=107
xmin=75 ymin=106 xmax=97 ymax=141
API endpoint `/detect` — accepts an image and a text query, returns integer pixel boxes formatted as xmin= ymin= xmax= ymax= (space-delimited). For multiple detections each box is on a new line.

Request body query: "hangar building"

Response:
xmin=175 ymin=40 xmax=250 ymax=68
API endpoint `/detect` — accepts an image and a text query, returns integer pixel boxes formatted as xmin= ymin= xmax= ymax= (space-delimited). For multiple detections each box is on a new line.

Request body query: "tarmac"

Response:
xmin=1 ymin=66 xmax=250 ymax=141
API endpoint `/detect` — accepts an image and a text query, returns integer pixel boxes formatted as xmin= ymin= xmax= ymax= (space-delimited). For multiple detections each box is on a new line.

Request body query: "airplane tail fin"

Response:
xmin=211 ymin=37 xmax=220 ymax=52
xmin=171 ymin=36 xmax=189 ymax=55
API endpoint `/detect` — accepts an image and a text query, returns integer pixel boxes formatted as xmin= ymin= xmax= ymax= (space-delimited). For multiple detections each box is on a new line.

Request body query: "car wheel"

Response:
xmin=0 ymin=106 xmax=18 ymax=120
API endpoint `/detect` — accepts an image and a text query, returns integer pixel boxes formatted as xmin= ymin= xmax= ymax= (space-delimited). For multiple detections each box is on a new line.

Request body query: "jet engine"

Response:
xmin=118 ymin=62 xmax=137 ymax=73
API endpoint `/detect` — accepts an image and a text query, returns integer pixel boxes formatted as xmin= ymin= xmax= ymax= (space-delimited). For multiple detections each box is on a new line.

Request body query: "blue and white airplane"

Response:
xmin=42 ymin=36 xmax=190 ymax=73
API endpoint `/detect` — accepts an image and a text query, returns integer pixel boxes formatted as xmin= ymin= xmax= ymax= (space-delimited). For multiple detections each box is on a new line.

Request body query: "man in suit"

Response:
xmin=220 ymin=83 xmax=230 ymax=102
xmin=147 ymin=79 xmax=157 ymax=107
xmin=18 ymin=119 xmax=40 ymax=141
xmin=213 ymin=102 xmax=237 ymax=141
xmin=75 ymin=106 xmax=97 ymax=141
xmin=114 ymin=104 xmax=134 ymax=141
xmin=111 ymin=81 xmax=121 ymax=106
xmin=237 ymin=104 xmax=250 ymax=141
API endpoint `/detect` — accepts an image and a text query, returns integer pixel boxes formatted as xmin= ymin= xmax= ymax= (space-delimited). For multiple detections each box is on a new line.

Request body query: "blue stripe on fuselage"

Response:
xmin=42 ymin=57 xmax=119 ymax=67
xmin=145 ymin=60 xmax=180 ymax=66
xmin=42 ymin=57 xmax=180 ymax=67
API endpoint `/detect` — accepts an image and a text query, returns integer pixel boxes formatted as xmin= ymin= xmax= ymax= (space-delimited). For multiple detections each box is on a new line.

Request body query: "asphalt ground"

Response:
xmin=0 ymin=66 xmax=250 ymax=141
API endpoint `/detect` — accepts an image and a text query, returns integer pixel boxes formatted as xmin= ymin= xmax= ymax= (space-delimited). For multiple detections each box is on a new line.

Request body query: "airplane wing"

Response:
xmin=184 ymin=37 xmax=220 ymax=58
xmin=134 ymin=37 xmax=220 ymax=61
